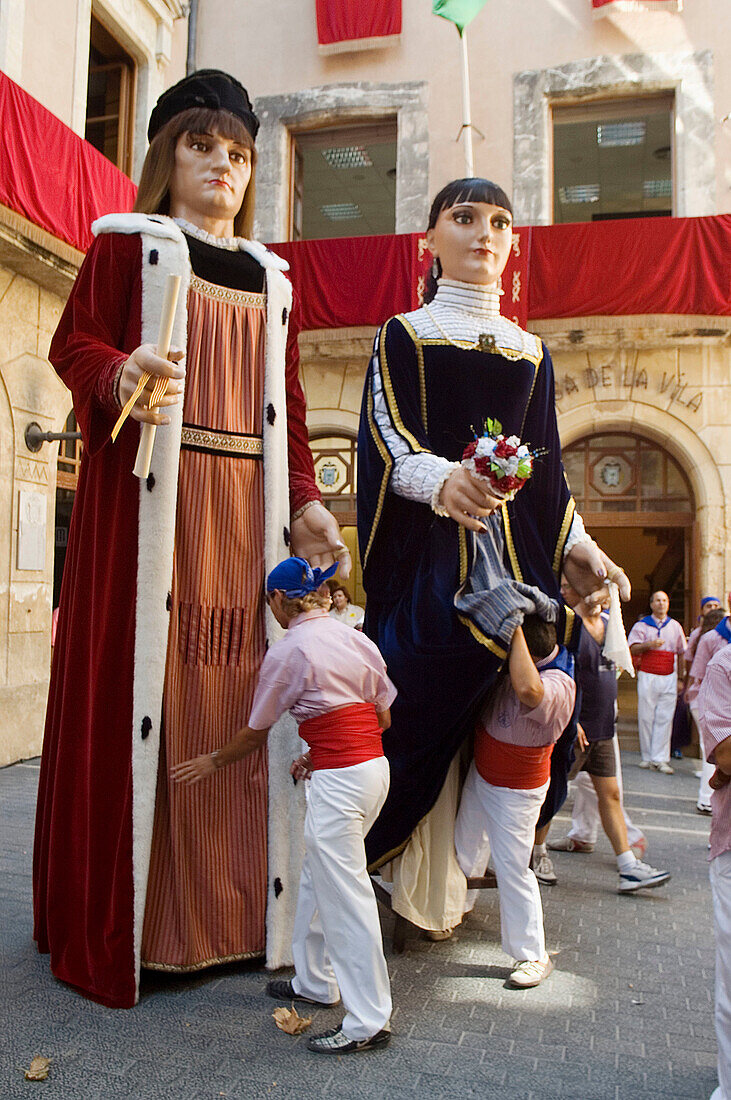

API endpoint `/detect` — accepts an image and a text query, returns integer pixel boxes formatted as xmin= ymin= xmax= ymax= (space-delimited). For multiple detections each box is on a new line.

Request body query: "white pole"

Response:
xmin=460 ymin=28 xmax=474 ymax=177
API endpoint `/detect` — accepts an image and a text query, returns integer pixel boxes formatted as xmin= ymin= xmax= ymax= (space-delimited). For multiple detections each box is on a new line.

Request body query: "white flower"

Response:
xmin=505 ymin=456 xmax=519 ymax=476
xmin=506 ymin=435 xmax=520 ymax=448
xmin=517 ymin=444 xmax=529 ymax=458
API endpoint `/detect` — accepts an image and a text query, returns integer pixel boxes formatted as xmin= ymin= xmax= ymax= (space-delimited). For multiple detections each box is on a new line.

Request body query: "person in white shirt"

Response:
xmin=329 ymin=584 xmax=365 ymax=630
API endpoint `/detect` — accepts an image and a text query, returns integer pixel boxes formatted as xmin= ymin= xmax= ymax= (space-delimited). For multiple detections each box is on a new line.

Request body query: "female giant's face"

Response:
xmin=168 ymin=129 xmax=252 ymax=233
xmin=426 ymin=201 xmax=512 ymax=287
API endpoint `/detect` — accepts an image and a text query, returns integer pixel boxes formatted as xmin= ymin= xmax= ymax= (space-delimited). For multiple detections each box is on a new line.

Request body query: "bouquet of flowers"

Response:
xmin=461 ymin=418 xmax=539 ymax=501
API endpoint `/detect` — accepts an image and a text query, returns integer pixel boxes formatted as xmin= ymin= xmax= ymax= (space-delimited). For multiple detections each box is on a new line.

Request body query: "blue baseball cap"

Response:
xmin=266 ymin=556 xmax=338 ymax=598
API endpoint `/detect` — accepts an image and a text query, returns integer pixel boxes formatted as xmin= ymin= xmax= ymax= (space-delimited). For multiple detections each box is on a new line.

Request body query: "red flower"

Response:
xmin=494 ymin=438 xmax=518 ymax=459
xmin=462 ymin=441 xmax=478 ymax=460
xmin=473 ymin=456 xmax=492 ymax=476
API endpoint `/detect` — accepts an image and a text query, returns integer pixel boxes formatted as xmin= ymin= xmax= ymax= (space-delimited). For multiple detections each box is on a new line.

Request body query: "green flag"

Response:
xmin=432 ymin=0 xmax=488 ymax=34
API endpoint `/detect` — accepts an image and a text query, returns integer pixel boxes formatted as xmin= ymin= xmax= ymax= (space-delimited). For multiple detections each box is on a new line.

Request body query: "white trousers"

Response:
xmin=710 ymin=850 xmax=731 ymax=1100
xmin=455 ymin=761 xmax=548 ymax=963
xmin=690 ymin=701 xmax=716 ymax=809
xmin=637 ymin=670 xmax=677 ymax=765
xmin=291 ymin=757 xmax=391 ymax=1041
xmin=568 ymin=735 xmax=644 ymax=848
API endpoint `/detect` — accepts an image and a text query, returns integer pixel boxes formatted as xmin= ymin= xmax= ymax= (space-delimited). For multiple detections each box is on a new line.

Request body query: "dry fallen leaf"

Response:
xmin=272 ymin=1004 xmax=312 ymax=1035
xmin=24 ymin=1056 xmax=51 ymax=1081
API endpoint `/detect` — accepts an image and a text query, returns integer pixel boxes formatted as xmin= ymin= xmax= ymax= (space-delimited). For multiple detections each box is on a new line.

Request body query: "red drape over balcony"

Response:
xmin=1 ymin=70 xmax=727 ymax=329
xmin=315 ymin=0 xmax=402 ymax=53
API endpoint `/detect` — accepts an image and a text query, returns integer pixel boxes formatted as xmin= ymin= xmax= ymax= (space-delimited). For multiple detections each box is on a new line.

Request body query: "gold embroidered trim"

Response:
xmin=367 ymin=837 xmax=410 ymax=873
xmin=363 ymin=384 xmax=393 ymax=568
xmin=563 ymin=606 xmax=576 ymax=647
xmin=458 ymin=613 xmax=508 ymax=658
xmin=553 ymin=497 xmax=576 ymax=576
xmin=141 ymin=948 xmax=264 ymax=973
xmin=519 ymin=353 xmax=542 ymax=438
xmin=380 ymin=320 xmax=426 ymax=454
xmin=502 ymin=502 xmax=523 ymax=582
xmin=398 ymin=315 xmax=428 ymax=433
xmin=181 ymin=426 xmax=263 ymax=456
xmin=458 ymin=526 xmax=469 ymax=585
xmin=415 ymin=336 xmax=543 ymax=368
xmin=190 ymin=275 xmax=265 ymax=307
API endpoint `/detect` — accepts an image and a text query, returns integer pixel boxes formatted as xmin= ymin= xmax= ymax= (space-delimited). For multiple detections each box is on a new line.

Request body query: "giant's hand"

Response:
xmin=440 ymin=467 xmax=503 ymax=533
xmin=563 ymin=541 xmax=631 ymax=611
xmin=118 ymin=344 xmax=185 ymax=425
xmin=290 ymin=503 xmax=352 ymax=579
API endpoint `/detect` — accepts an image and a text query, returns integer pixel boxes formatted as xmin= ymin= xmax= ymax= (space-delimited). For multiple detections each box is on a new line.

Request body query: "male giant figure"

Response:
xmin=628 ymin=591 xmax=686 ymax=773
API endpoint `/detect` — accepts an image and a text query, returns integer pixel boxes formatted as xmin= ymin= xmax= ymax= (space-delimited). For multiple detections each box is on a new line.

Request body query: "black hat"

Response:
xmin=147 ymin=69 xmax=259 ymax=142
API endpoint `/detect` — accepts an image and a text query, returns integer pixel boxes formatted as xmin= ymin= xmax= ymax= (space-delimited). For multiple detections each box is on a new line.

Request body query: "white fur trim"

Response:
xmin=96 ymin=214 xmax=191 ymax=1003
xmin=93 ymin=213 xmax=189 ymax=243
xmin=261 ymin=265 xmax=307 ymax=969
xmin=94 ymin=213 xmax=304 ymax=985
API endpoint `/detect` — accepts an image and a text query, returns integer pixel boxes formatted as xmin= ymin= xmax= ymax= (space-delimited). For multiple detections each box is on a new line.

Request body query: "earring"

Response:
xmin=431 ymin=257 xmax=440 ymax=279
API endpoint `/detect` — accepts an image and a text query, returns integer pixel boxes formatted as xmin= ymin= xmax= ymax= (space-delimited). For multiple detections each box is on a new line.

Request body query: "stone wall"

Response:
xmin=0 ymin=261 xmax=72 ymax=766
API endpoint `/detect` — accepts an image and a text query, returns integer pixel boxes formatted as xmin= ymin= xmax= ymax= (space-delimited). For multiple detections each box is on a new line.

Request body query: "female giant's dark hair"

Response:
xmin=424 ymin=177 xmax=513 ymax=303
xmin=134 ymin=107 xmax=257 ymax=238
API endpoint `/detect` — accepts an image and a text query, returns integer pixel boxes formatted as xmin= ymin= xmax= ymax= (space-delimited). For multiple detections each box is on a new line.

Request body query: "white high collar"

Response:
xmin=432 ymin=277 xmax=502 ymax=319
xmin=173 ymin=217 xmax=239 ymax=250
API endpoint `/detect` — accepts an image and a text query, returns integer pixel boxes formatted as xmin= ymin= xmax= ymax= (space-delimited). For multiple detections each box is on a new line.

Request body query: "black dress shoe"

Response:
xmin=266 ymin=978 xmax=339 ymax=1007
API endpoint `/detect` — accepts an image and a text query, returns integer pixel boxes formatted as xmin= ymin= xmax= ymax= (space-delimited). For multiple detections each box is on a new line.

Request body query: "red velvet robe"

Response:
xmin=33 ymin=222 xmax=318 ymax=1008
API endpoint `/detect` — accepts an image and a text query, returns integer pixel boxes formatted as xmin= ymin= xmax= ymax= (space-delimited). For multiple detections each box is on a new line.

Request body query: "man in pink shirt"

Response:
xmin=455 ymin=616 xmax=576 ymax=989
xmin=686 ymin=604 xmax=725 ymax=813
xmin=690 ymin=594 xmax=731 ymax=689
xmin=696 ymin=645 xmax=731 ymax=1100
xmin=628 ymin=591 xmax=687 ymax=772
xmin=173 ymin=557 xmax=397 ymax=1056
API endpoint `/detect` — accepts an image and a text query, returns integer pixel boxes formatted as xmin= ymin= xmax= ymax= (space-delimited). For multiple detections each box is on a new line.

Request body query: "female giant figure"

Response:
xmin=33 ymin=71 xmax=348 ymax=1007
xmin=358 ymin=179 xmax=628 ymax=931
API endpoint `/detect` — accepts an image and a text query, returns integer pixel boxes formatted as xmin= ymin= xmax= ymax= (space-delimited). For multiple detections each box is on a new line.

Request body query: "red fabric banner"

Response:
xmin=593 ymin=0 xmax=682 ymax=14
xmin=528 ymin=216 xmax=731 ymax=320
xmin=270 ymin=229 xmax=529 ymax=332
xmin=0 ymin=71 xmax=136 ymax=253
xmin=315 ymin=0 xmax=402 ymax=51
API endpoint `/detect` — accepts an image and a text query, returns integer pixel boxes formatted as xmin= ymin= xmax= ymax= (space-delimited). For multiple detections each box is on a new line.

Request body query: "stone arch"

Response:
xmin=306 ymin=409 xmax=360 ymax=438
xmin=557 ymin=399 xmax=726 ymax=596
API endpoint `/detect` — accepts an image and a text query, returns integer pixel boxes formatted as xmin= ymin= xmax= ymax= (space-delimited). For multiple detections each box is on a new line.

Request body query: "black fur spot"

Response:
xmin=283 ymin=526 xmax=290 ymax=547
xmin=274 ymin=877 xmax=283 ymax=898
xmin=166 ymin=592 xmax=172 ymax=611
xmin=141 ymin=716 xmax=152 ymax=740
xmin=149 ymin=249 xmax=159 ymax=265
xmin=147 ymin=473 xmax=155 ymax=491
xmin=281 ymin=307 xmax=288 ymax=325
xmin=266 ymin=404 xmax=276 ymax=425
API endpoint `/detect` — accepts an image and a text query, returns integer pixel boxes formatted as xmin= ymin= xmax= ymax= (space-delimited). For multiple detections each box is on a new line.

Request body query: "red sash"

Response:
xmin=638 ymin=650 xmax=675 ymax=675
xmin=299 ymin=702 xmax=384 ymax=771
xmin=474 ymin=729 xmax=554 ymax=790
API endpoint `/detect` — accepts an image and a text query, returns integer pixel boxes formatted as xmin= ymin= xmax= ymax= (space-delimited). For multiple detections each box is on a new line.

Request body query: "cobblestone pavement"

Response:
xmin=1 ymin=752 xmax=719 ymax=1100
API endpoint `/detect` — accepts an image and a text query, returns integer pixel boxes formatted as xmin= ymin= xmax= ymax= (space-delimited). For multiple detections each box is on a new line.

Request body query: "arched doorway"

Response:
xmin=562 ymin=431 xmax=696 ymax=628
xmin=309 ymin=432 xmax=365 ymax=606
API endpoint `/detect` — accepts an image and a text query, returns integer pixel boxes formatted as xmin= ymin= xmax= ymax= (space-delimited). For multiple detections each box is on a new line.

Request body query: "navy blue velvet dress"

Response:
xmin=357 ymin=314 xmax=578 ymax=867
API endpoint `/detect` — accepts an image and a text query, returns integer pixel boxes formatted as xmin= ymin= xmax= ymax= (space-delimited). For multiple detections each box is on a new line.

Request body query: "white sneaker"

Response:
xmin=618 ymin=860 xmax=671 ymax=893
xmin=657 ymin=763 xmax=674 ymax=775
xmin=508 ymin=956 xmax=554 ymax=988
xmin=533 ymin=853 xmax=558 ymax=885
xmin=639 ymin=760 xmax=651 ymax=769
